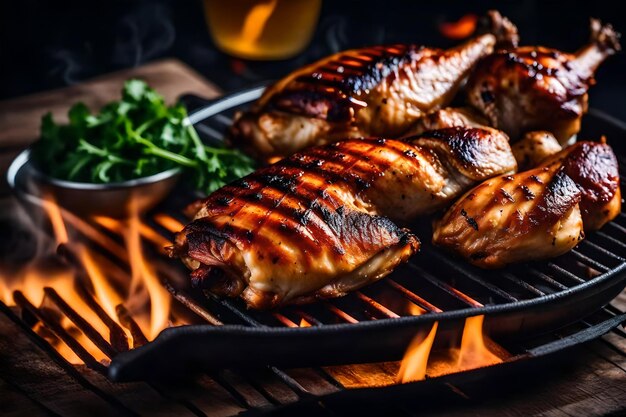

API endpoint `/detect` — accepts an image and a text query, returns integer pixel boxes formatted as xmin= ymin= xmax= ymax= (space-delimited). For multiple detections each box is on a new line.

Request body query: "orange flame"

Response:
xmin=41 ymin=194 xmax=68 ymax=245
xmin=397 ymin=323 xmax=438 ymax=383
xmin=2 ymin=195 xmax=179 ymax=365
xmin=456 ymin=315 xmax=502 ymax=371
xmin=0 ymin=266 xmax=111 ymax=364
xmin=79 ymin=247 xmax=123 ymax=326
xmin=299 ymin=318 xmax=311 ymax=327
xmin=407 ymin=302 xmax=426 ymax=316
xmin=238 ymin=0 xmax=278 ymax=52
xmin=397 ymin=315 xmax=503 ymax=383
xmin=124 ymin=213 xmax=171 ymax=340
xmin=439 ymin=14 xmax=478 ymax=40
xmin=154 ymin=214 xmax=184 ymax=233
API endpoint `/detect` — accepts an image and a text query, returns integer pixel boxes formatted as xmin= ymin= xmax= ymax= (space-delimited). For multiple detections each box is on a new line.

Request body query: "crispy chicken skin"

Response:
xmin=172 ymin=129 xmax=516 ymax=309
xmin=467 ymin=19 xmax=621 ymax=145
xmin=433 ymin=141 xmax=621 ymax=268
xmin=230 ymin=34 xmax=496 ymax=160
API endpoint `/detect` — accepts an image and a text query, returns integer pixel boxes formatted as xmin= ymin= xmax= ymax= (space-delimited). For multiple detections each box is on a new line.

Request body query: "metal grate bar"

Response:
xmin=423 ymin=249 xmax=518 ymax=302
xmin=570 ymin=249 xmax=610 ymax=272
xmin=355 ymin=292 xmax=400 ymax=318
xmin=526 ymin=267 xmax=569 ymax=291
xmin=116 ymin=304 xmax=149 ymax=347
xmin=408 ymin=264 xmax=484 ymax=307
xmin=323 ymin=302 xmax=359 ymax=323
xmin=581 ymin=238 xmax=626 ymax=262
xmin=43 ymin=287 xmax=117 ymax=359
xmin=13 ymin=291 xmax=107 ymax=373
xmin=501 ymin=273 xmax=546 ymax=296
xmin=546 ymin=262 xmax=587 ymax=284
xmin=163 ymin=282 xmax=223 ymax=326
xmin=385 ymin=279 xmax=442 ymax=313
xmin=204 ymin=292 xmax=264 ymax=327
xmin=73 ymin=283 xmax=130 ymax=353
xmin=592 ymin=231 xmax=626 ymax=252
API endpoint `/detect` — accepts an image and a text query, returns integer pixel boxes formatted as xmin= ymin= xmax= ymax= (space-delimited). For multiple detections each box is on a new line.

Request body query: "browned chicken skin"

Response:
xmin=511 ymin=131 xmax=563 ymax=171
xmin=433 ymin=140 xmax=621 ymax=268
xmin=466 ymin=19 xmax=621 ymax=145
xmin=230 ymin=34 xmax=496 ymax=160
xmin=172 ymin=128 xmax=516 ymax=309
xmin=401 ymin=107 xmax=488 ymax=137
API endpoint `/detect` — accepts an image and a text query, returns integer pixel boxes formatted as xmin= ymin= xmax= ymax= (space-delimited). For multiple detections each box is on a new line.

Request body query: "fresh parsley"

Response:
xmin=33 ymin=79 xmax=255 ymax=194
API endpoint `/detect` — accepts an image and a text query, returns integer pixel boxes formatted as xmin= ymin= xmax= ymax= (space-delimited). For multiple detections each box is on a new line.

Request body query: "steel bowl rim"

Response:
xmin=8 ymin=148 xmax=182 ymax=192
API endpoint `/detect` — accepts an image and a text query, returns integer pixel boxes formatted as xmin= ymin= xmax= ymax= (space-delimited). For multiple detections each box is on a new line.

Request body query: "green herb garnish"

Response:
xmin=33 ymin=79 xmax=255 ymax=194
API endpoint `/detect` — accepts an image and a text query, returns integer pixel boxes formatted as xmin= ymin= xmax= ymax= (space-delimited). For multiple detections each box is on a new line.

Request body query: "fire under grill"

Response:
xmin=2 ymin=88 xmax=626 ymax=416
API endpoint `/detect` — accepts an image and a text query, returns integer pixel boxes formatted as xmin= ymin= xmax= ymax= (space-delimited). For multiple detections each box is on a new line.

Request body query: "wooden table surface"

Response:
xmin=0 ymin=59 xmax=624 ymax=417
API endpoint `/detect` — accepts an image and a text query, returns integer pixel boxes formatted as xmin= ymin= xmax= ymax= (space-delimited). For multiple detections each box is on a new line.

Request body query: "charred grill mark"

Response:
xmin=520 ymin=185 xmax=536 ymax=200
xmin=415 ymin=127 xmax=499 ymax=171
xmin=268 ymin=45 xmax=423 ymax=119
xmin=529 ymin=175 xmax=544 ymax=184
xmin=460 ymin=209 xmax=479 ymax=231
xmin=525 ymin=170 xmax=582 ymax=231
xmin=500 ymin=188 xmax=515 ymax=203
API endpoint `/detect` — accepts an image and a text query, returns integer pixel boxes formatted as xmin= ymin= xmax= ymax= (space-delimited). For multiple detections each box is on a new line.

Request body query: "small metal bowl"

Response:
xmin=7 ymin=149 xmax=181 ymax=218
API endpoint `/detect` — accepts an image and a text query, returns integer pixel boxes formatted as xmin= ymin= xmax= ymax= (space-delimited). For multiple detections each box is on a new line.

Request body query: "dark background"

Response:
xmin=1 ymin=0 xmax=625 ymax=120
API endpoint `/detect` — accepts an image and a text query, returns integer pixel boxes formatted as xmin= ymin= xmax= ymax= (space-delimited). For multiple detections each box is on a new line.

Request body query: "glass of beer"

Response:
xmin=203 ymin=0 xmax=322 ymax=60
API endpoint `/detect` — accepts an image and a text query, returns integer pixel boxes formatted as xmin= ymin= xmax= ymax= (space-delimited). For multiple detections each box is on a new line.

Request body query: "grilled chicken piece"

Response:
xmin=433 ymin=140 xmax=620 ymax=268
xmin=511 ymin=131 xmax=562 ymax=170
xmin=172 ymin=128 xmax=516 ymax=309
xmin=230 ymin=34 xmax=497 ymax=160
xmin=401 ymin=107 xmax=488 ymax=137
xmin=543 ymin=140 xmax=621 ymax=231
xmin=477 ymin=10 xmax=520 ymax=50
xmin=467 ymin=19 xmax=621 ymax=145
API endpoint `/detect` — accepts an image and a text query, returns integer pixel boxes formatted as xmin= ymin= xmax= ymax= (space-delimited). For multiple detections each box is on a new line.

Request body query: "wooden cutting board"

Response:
xmin=0 ymin=59 xmax=222 ymax=194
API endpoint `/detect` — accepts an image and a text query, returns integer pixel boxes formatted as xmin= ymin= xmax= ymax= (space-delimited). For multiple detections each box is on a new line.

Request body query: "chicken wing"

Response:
xmin=230 ymin=34 xmax=497 ymax=160
xmin=433 ymin=140 xmax=620 ymax=268
xmin=172 ymin=128 xmax=516 ymax=308
xmin=466 ymin=18 xmax=621 ymax=145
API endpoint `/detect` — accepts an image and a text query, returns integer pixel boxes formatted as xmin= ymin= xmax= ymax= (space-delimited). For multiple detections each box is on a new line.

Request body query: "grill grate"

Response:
xmin=2 ymin=89 xmax=626 ymax=415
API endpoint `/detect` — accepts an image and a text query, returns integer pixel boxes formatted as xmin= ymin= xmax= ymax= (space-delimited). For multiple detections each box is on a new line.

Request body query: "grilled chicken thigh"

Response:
xmin=466 ymin=19 xmax=621 ymax=145
xmin=433 ymin=140 xmax=620 ymax=268
xmin=230 ymin=34 xmax=497 ymax=160
xmin=173 ymin=128 xmax=516 ymax=309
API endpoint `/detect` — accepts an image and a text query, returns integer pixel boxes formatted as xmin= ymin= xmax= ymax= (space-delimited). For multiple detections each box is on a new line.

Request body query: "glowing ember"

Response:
xmin=237 ymin=0 xmax=278 ymax=53
xmin=397 ymin=323 xmax=438 ymax=383
xmin=457 ymin=315 xmax=502 ymax=371
xmin=439 ymin=14 xmax=478 ymax=40
xmin=299 ymin=318 xmax=311 ymax=327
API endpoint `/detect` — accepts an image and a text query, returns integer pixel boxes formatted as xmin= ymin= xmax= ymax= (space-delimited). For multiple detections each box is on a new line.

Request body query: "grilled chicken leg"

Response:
xmin=172 ymin=128 xmax=516 ymax=309
xmin=466 ymin=19 xmax=621 ymax=145
xmin=230 ymin=34 xmax=497 ymax=160
xmin=433 ymin=140 xmax=620 ymax=268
